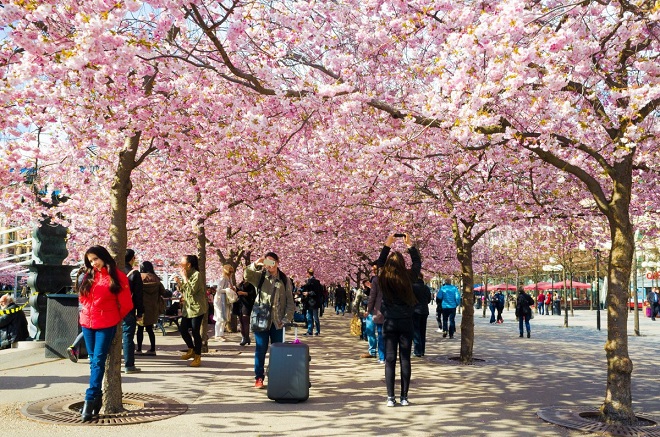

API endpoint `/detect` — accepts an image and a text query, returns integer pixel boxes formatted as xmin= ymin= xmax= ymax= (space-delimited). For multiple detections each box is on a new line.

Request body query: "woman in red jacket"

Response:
xmin=78 ymin=246 xmax=133 ymax=422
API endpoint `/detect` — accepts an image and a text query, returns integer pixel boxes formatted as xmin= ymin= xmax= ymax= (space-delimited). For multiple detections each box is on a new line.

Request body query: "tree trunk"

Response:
xmin=103 ymin=133 xmax=141 ymax=413
xmin=600 ymin=213 xmax=635 ymax=423
xmin=458 ymin=243 xmax=475 ymax=363
xmin=196 ymin=219 xmax=209 ymax=353
xmin=632 ymin=244 xmax=640 ymax=336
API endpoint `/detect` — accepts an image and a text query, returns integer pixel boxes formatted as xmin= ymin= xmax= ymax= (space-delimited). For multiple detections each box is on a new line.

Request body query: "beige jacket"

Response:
xmin=245 ymin=263 xmax=295 ymax=329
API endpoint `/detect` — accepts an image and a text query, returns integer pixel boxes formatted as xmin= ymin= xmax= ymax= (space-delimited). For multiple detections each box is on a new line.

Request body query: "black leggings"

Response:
xmin=383 ymin=318 xmax=413 ymax=399
xmin=180 ymin=315 xmax=204 ymax=355
xmin=136 ymin=324 xmax=155 ymax=351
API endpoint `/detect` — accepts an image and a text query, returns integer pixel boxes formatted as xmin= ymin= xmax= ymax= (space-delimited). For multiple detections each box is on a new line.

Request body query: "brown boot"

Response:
xmin=181 ymin=348 xmax=194 ymax=360
xmin=189 ymin=354 xmax=201 ymax=367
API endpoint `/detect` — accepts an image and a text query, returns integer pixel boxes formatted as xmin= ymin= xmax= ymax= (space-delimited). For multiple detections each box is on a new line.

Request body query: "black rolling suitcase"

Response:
xmin=267 ymin=324 xmax=311 ymax=402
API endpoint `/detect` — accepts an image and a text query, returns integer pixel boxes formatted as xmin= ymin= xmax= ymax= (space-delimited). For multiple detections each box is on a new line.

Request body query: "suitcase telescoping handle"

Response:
xmin=283 ymin=322 xmax=303 ymax=344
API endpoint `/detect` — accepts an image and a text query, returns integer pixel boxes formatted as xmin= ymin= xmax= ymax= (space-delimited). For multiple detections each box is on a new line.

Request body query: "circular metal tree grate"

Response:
xmin=21 ymin=392 xmax=187 ymax=426
xmin=537 ymin=406 xmax=660 ymax=436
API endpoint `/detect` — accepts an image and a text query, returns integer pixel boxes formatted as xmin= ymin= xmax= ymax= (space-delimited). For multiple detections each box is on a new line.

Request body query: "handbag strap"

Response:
xmin=256 ymin=270 xmax=278 ymax=304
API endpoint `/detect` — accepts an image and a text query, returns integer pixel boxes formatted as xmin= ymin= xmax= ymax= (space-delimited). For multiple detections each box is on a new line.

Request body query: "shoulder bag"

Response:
xmin=250 ymin=272 xmax=275 ymax=332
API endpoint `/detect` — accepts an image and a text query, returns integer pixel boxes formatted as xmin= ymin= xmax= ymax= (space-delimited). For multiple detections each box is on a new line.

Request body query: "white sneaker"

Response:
xmin=386 ymin=397 xmax=396 ymax=407
xmin=436 ymin=328 xmax=442 ymax=333
xmin=400 ymin=398 xmax=410 ymax=406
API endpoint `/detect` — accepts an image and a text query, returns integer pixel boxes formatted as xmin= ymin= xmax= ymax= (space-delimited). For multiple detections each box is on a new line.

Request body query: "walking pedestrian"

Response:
xmin=302 ymin=268 xmax=322 ymax=336
xmin=412 ymin=273 xmax=431 ymax=357
xmin=354 ymin=281 xmax=369 ymax=345
xmin=335 ymin=284 xmax=347 ymax=315
xmin=376 ymin=233 xmax=421 ymax=407
xmin=440 ymin=279 xmax=461 ymax=339
xmin=77 ymin=246 xmax=133 ymax=422
xmin=647 ymin=288 xmax=659 ymax=320
xmin=435 ymin=287 xmax=443 ymax=333
xmin=122 ymin=249 xmax=144 ymax=374
xmin=137 ymin=261 xmax=166 ymax=356
xmin=488 ymin=291 xmax=497 ymax=324
xmin=213 ymin=264 xmax=235 ymax=341
xmin=236 ymin=279 xmax=257 ymax=346
xmin=544 ymin=292 xmax=552 ymax=315
xmin=495 ymin=289 xmax=505 ymax=324
xmin=365 ymin=269 xmax=385 ymax=363
xmin=244 ymin=252 xmax=295 ymax=389
xmin=537 ymin=291 xmax=545 ymax=315
xmin=516 ymin=287 xmax=534 ymax=338
xmin=175 ymin=255 xmax=207 ymax=367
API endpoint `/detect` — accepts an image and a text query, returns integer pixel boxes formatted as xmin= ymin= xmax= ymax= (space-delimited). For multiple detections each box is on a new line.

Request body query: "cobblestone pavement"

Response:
xmin=1 ymin=305 xmax=658 ymax=436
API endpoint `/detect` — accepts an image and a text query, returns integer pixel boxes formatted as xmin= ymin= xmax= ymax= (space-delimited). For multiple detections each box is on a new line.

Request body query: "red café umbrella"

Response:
xmin=555 ymin=279 xmax=592 ymax=289
xmin=523 ymin=282 xmax=555 ymax=291
xmin=491 ymin=283 xmax=517 ymax=291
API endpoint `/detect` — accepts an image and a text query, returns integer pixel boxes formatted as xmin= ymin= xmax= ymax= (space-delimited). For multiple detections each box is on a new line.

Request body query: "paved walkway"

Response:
xmin=1 ymin=305 xmax=659 ymax=436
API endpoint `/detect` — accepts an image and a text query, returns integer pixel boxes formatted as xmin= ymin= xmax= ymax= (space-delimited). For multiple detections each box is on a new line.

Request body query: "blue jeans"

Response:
xmin=519 ymin=313 xmax=531 ymax=335
xmin=122 ymin=312 xmax=137 ymax=368
xmin=306 ymin=308 xmax=320 ymax=334
xmin=82 ymin=325 xmax=116 ymax=401
xmin=335 ymin=304 xmax=345 ymax=314
xmin=538 ymin=302 xmax=544 ymax=315
xmin=489 ymin=304 xmax=496 ymax=323
xmin=441 ymin=308 xmax=457 ymax=336
xmin=254 ymin=323 xmax=284 ymax=380
xmin=365 ymin=315 xmax=385 ymax=360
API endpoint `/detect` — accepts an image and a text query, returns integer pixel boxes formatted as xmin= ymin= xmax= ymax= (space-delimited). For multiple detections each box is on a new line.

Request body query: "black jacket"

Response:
xmin=377 ymin=245 xmax=421 ymax=320
xmin=124 ymin=266 xmax=144 ymax=318
xmin=335 ymin=286 xmax=347 ymax=305
xmin=0 ymin=303 xmax=29 ymax=349
xmin=237 ymin=281 xmax=257 ymax=311
xmin=516 ymin=292 xmax=534 ymax=317
xmin=412 ymin=280 xmax=431 ymax=315
xmin=302 ymin=276 xmax=323 ymax=310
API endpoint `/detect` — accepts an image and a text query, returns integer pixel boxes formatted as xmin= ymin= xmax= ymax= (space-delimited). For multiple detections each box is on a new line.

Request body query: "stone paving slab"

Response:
xmin=1 ymin=305 xmax=658 ymax=436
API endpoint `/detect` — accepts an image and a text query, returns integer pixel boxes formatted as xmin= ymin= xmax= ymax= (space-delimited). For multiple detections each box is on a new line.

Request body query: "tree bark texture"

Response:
xmin=458 ymin=245 xmax=475 ymax=363
xmin=104 ymin=133 xmax=141 ymax=413
xmin=452 ymin=217 xmax=476 ymax=364
xmin=600 ymin=203 xmax=635 ymax=423
xmin=102 ymin=326 xmax=124 ymax=413
xmin=197 ymin=219 xmax=209 ymax=353
xmin=104 ymin=130 xmax=156 ymax=411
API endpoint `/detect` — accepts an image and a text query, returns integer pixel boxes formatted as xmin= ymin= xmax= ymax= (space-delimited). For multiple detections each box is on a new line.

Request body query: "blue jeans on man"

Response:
xmin=254 ymin=322 xmax=284 ymax=380
xmin=538 ymin=302 xmax=544 ymax=315
xmin=519 ymin=313 xmax=531 ymax=337
xmin=306 ymin=308 xmax=320 ymax=335
xmin=82 ymin=325 xmax=116 ymax=401
xmin=441 ymin=307 xmax=457 ymax=338
xmin=122 ymin=312 xmax=137 ymax=369
xmin=365 ymin=314 xmax=385 ymax=361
